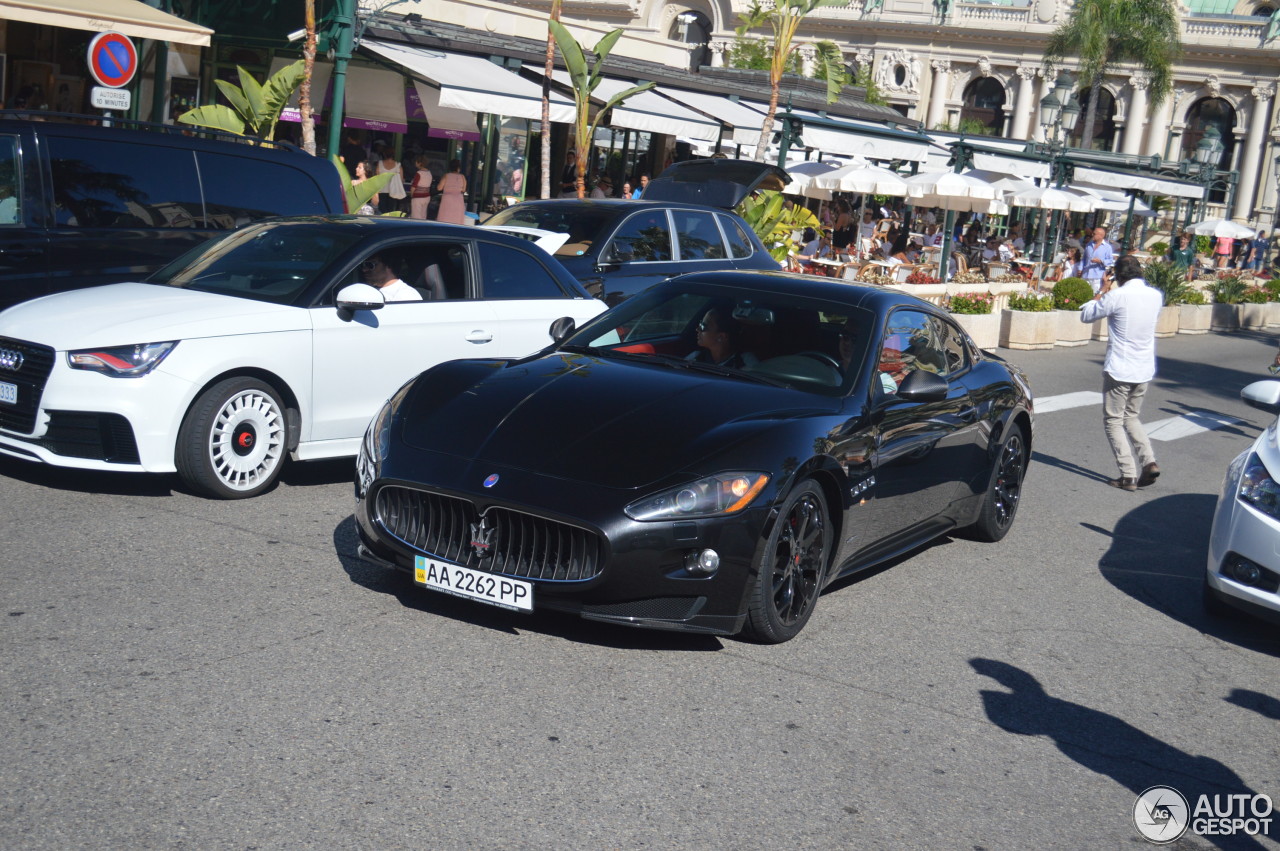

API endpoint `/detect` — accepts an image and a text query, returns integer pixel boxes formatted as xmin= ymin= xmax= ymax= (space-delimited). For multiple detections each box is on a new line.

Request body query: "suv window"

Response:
xmin=604 ymin=209 xmax=672 ymax=263
xmin=197 ymin=152 xmax=330 ymax=228
xmin=477 ymin=242 xmax=570 ymax=299
xmin=48 ymin=136 xmax=203 ymax=228
xmin=0 ymin=135 xmax=20 ymax=225
xmin=720 ymin=214 xmax=753 ymax=259
xmin=672 ymin=210 xmax=726 ymax=260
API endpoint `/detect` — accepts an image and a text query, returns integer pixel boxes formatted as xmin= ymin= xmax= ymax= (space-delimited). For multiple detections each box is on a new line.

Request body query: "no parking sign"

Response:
xmin=87 ymin=32 xmax=138 ymax=89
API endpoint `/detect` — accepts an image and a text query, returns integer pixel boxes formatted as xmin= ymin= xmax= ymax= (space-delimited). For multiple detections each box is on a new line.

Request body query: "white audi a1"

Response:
xmin=1206 ymin=379 xmax=1280 ymax=624
xmin=0 ymin=217 xmax=604 ymax=498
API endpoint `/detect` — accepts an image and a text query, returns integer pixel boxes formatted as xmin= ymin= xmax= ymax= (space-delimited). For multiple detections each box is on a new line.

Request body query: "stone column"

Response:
xmin=1121 ymin=72 xmax=1150 ymax=156
xmin=1031 ymin=69 xmax=1054 ymax=143
xmin=798 ymin=44 xmax=817 ymax=78
xmin=926 ymin=59 xmax=950 ymax=130
xmin=709 ymin=40 xmax=728 ymax=68
xmin=1232 ymin=84 xmax=1275 ymax=221
xmin=1144 ymin=91 xmax=1175 ymax=159
xmin=1009 ymin=66 xmax=1037 ymax=141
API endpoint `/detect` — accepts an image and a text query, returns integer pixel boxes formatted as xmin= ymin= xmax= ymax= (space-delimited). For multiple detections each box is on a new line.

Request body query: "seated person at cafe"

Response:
xmin=982 ymin=236 xmax=1013 ymax=264
xmin=796 ymin=229 xmax=833 ymax=270
xmin=886 ymin=232 xmax=914 ymax=267
xmin=857 ymin=211 xmax=877 ymax=243
xmin=688 ymin=306 xmax=758 ymax=369
xmin=1007 ymin=223 xmax=1027 ymax=255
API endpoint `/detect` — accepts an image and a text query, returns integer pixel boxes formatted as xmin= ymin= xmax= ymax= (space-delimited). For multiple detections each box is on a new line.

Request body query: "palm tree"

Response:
xmin=734 ymin=0 xmax=850 ymax=162
xmin=1043 ymin=0 xmax=1180 ymax=148
xmin=540 ymin=0 xmax=562 ymax=200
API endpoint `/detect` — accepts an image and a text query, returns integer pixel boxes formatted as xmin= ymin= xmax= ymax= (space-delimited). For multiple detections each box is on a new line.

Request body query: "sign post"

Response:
xmin=86 ymin=32 xmax=138 ymax=117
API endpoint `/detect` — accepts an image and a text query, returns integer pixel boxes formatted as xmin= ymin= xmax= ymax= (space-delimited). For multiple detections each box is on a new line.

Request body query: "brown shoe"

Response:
xmin=1107 ymin=476 xmax=1138 ymax=491
xmin=1137 ymin=463 xmax=1160 ymax=488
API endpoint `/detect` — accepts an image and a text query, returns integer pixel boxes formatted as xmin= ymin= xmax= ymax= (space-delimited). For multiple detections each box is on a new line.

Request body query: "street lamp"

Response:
xmin=1034 ymin=73 xmax=1080 ymax=262
xmin=1184 ymin=124 xmax=1225 ymax=228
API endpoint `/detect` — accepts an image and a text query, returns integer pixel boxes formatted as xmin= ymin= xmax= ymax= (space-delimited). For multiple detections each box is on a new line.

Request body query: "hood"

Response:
xmin=0 ymin=283 xmax=307 ymax=350
xmin=401 ymin=353 xmax=830 ymax=490
xmin=643 ymin=158 xmax=790 ymax=209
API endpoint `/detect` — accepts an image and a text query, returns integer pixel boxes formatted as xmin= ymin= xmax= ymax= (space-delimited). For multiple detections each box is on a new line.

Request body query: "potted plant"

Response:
xmin=1178 ymin=289 xmax=1211 ymax=334
xmin=1241 ymin=285 xmax=1271 ymax=330
xmin=1209 ymin=274 xmax=1249 ymax=331
xmin=1052 ymin=277 xmax=1094 ymax=347
xmin=1142 ymin=259 xmax=1188 ymax=338
xmin=1267 ymin=279 xmax=1280 ymax=327
xmin=1000 ymin=292 xmax=1057 ymax=350
xmin=946 ymin=291 xmax=998 ymax=349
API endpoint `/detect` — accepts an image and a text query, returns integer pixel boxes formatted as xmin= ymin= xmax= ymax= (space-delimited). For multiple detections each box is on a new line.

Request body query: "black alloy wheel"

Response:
xmin=967 ymin=423 xmax=1026 ymax=542
xmin=743 ymin=480 xmax=831 ymax=643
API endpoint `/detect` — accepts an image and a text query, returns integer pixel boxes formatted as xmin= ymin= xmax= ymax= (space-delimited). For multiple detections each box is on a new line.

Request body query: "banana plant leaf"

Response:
xmin=331 ymin=156 xmax=397 ymax=213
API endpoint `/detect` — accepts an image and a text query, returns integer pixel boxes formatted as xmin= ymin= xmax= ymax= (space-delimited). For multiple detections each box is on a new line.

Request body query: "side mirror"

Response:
xmin=549 ymin=316 xmax=576 ymax=343
xmin=1241 ymin=380 xmax=1280 ymax=415
xmin=335 ymin=283 xmax=385 ymax=312
xmin=896 ymin=369 xmax=948 ymax=402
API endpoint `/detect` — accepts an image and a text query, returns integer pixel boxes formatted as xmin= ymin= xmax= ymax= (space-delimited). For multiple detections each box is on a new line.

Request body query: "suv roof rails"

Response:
xmin=0 ymin=110 xmax=305 ymax=154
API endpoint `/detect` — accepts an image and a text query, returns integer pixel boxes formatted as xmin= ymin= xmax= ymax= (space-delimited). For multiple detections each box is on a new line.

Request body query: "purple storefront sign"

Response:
xmin=406 ymin=83 xmax=481 ymax=142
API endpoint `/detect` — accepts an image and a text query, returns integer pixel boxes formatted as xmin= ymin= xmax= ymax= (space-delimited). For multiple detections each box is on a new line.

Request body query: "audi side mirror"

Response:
xmin=335 ymin=283 xmax=385 ymax=313
xmin=549 ymin=316 xmax=576 ymax=343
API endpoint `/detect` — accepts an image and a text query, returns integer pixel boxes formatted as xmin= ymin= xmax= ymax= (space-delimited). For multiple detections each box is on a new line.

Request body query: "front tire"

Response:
xmin=742 ymin=480 xmax=831 ymax=643
xmin=966 ymin=422 xmax=1026 ymax=542
xmin=176 ymin=377 xmax=286 ymax=499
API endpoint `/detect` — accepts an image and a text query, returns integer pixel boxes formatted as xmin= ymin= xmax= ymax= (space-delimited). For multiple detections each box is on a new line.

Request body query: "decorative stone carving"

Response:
xmin=1252 ymin=84 xmax=1277 ymax=101
xmin=1205 ymin=75 xmax=1221 ymax=97
xmin=876 ymin=48 xmax=922 ymax=94
xmin=853 ymin=49 xmax=874 ymax=69
xmin=976 ymin=56 xmax=992 ymax=78
xmin=1015 ymin=65 xmax=1037 ymax=82
xmin=1035 ymin=0 xmax=1057 ymax=24
xmin=931 ymin=58 xmax=952 ymax=75
xmin=1130 ymin=71 xmax=1152 ymax=91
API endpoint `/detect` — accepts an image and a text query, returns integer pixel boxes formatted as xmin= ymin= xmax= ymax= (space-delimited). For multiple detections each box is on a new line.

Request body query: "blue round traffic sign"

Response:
xmin=87 ymin=32 xmax=138 ymax=89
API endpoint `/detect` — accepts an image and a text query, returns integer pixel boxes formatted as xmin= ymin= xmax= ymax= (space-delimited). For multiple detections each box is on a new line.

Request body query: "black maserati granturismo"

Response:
xmin=354 ymin=271 xmax=1034 ymax=643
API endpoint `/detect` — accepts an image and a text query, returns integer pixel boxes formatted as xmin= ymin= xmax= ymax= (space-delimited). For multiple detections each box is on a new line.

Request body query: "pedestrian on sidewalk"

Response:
xmin=1080 ymin=227 xmax=1114 ymax=295
xmin=1080 ymin=254 xmax=1163 ymax=491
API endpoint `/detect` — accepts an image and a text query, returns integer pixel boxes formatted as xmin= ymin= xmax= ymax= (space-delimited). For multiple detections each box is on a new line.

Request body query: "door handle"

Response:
xmin=466 ymin=330 xmax=494 ymax=344
xmin=958 ymin=407 xmax=978 ymax=423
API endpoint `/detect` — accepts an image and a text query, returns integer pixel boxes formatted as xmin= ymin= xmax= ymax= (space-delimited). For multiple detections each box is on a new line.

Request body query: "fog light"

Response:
xmin=1232 ymin=557 xmax=1263 ymax=586
xmin=686 ymin=548 xmax=720 ymax=575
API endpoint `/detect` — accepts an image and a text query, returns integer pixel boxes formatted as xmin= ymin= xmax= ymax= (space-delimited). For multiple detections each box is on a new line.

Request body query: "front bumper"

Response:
xmin=354 ymin=455 xmax=770 ymax=636
xmin=1206 ymin=464 xmax=1280 ymax=625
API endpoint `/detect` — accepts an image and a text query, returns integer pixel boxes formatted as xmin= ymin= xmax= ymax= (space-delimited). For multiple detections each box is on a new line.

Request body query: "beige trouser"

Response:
xmin=1103 ymin=373 xmax=1156 ymax=479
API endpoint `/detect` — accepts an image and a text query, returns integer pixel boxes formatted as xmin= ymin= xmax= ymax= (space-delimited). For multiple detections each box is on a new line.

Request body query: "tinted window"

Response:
xmin=672 ymin=210 xmax=726 ymax=260
xmin=877 ymin=309 xmax=948 ymax=395
xmin=197 ymin=152 xmax=330 ymax=228
xmin=0 ymin=136 xmax=21 ymax=226
xmin=931 ymin=316 xmax=969 ymax=376
xmin=48 ymin=136 xmax=203 ymax=228
xmin=485 ymin=204 xmax=613 ymax=258
xmin=152 ymin=222 xmax=364 ymax=305
xmin=721 ymin=214 xmax=753 ymax=259
xmin=604 ymin=210 xmax=672 ymax=262
xmin=476 ymin=242 xmax=569 ymax=299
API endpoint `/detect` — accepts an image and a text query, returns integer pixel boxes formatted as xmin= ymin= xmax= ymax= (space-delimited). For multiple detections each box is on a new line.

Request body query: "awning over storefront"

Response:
xmin=410 ymin=82 xmax=480 ymax=141
xmin=656 ymin=89 xmax=766 ymax=146
xmin=1073 ymin=165 xmax=1204 ymax=200
xmin=548 ymin=71 xmax=720 ymax=142
xmin=362 ymin=39 xmax=574 ymax=123
xmin=0 ymin=0 xmax=212 ymax=46
xmin=769 ymin=107 xmax=937 ymax=163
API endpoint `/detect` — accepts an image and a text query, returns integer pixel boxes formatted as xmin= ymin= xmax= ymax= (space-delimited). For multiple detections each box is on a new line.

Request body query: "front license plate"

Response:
xmin=0 ymin=382 xmax=14 ymax=405
xmin=414 ymin=556 xmax=533 ymax=612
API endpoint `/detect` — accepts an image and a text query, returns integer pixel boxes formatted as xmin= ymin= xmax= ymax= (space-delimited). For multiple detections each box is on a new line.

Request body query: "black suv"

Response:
xmin=0 ymin=112 xmax=346 ymax=310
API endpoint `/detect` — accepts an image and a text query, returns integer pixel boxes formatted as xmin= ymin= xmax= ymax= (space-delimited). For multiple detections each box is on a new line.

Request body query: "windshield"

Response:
xmin=148 ymin=222 xmax=364 ymax=304
xmin=486 ymin=204 xmax=614 ymax=258
xmin=563 ymin=283 xmax=875 ymax=397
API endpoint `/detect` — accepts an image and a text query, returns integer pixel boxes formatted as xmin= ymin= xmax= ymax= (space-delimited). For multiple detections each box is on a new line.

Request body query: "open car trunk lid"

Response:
xmin=641 ymin=158 xmax=791 ymax=209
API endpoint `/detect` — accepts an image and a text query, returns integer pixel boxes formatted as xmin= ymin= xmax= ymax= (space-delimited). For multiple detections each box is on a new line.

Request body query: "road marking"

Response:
xmin=1035 ymin=391 xmax=1103 ymax=413
xmin=1146 ymin=410 xmax=1244 ymax=441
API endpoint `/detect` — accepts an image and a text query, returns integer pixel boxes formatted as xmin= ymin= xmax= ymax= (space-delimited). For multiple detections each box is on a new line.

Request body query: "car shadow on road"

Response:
xmin=1154 ymin=347 xmax=1278 ymax=408
xmin=1088 ymin=493 xmax=1280 ymax=657
xmin=971 ymin=657 xmax=1271 ymax=851
xmin=0 ymin=455 xmax=176 ymax=496
xmin=1029 ymin=450 xmax=1111 ymax=485
xmin=330 ymin=516 xmax=724 ymax=652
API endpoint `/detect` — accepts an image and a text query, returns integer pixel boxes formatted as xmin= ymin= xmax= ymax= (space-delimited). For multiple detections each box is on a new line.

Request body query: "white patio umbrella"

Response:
xmin=903 ymin=170 xmax=1009 ymax=215
xmin=781 ymin=160 xmax=841 ymax=200
xmin=1186 ymin=218 xmax=1256 ymax=239
xmin=811 ymin=160 xmax=914 ymax=197
xmin=1010 ymin=185 xmax=1097 ymax=214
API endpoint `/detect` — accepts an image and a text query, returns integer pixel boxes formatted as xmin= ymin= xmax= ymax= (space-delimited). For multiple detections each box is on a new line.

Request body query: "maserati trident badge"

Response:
xmin=483 ymin=474 xmax=500 ymax=488
xmin=470 ymin=515 xmax=495 ymax=560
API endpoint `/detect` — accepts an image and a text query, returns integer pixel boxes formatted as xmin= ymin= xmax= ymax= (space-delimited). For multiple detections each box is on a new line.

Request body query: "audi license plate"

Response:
xmin=414 ymin=556 xmax=533 ymax=612
xmin=0 ymin=382 xmax=15 ymax=405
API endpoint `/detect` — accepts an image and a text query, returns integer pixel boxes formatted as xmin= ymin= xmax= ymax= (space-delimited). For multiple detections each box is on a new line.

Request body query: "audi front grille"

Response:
xmin=0 ymin=337 xmax=55 ymax=434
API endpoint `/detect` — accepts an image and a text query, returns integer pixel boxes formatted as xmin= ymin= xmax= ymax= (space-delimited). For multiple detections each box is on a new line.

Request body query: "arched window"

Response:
xmin=1252 ymin=5 xmax=1275 ymax=15
xmin=1181 ymin=97 xmax=1238 ymax=204
xmin=1066 ymin=87 xmax=1117 ymax=151
xmin=958 ymin=78 xmax=1007 ymax=136
xmin=669 ymin=10 xmax=711 ymax=70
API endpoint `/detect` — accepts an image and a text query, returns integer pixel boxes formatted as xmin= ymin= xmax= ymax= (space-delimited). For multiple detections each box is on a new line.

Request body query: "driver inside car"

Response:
xmin=688 ymin=307 xmax=758 ymax=369
xmin=359 ymin=253 xmax=421 ymax=302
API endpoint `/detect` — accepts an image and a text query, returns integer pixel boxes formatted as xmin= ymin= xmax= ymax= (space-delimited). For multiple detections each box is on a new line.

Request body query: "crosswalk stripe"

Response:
xmin=1145 ymin=410 xmax=1244 ymax=441
xmin=1035 ymin=391 xmax=1104 ymax=413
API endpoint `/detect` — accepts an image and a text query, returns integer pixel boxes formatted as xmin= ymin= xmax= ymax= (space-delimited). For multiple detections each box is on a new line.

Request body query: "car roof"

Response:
xmin=655 ymin=269 xmax=946 ymax=314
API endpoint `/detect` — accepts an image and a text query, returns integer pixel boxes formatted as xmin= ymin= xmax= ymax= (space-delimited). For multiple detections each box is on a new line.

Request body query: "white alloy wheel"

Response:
xmin=177 ymin=378 xmax=287 ymax=499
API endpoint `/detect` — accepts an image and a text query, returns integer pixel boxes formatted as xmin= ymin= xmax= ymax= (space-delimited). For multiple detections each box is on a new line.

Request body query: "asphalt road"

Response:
xmin=2 ymin=330 xmax=1279 ymax=850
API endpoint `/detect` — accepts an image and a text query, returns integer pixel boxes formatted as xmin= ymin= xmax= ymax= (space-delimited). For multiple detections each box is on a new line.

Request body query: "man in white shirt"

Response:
xmin=360 ymin=254 xmax=422 ymax=302
xmin=857 ymin=211 xmax=876 ymax=242
xmin=1079 ymin=254 xmax=1162 ymax=491
xmin=1080 ymin=227 xmax=1114 ymax=294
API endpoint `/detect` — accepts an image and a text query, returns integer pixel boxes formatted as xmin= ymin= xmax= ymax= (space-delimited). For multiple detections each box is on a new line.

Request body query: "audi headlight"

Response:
xmin=1237 ymin=453 xmax=1280 ymax=520
xmin=68 ymin=341 xmax=177 ymax=377
xmin=625 ymin=472 xmax=770 ymax=522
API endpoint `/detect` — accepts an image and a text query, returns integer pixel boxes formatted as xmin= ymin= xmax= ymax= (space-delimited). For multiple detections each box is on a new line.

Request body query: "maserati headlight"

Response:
xmin=625 ymin=472 xmax=770 ymax=522
xmin=68 ymin=341 xmax=177 ymax=377
xmin=1237 ymin=453 xmax=1280 ymax=520
xmin=356 ymin=383 xmax=412 ymax=497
